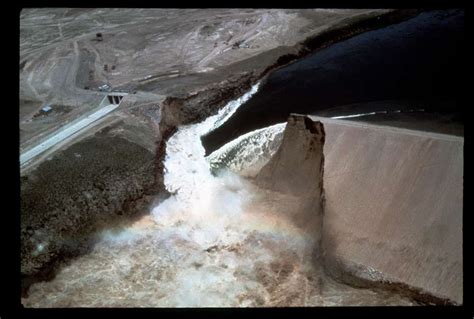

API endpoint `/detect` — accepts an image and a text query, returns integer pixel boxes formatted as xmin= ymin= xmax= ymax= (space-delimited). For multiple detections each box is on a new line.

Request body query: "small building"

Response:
xmin=41 ymin=105 xmax=52 ymax=113
xmin=98 ymin=84 xmax=111 ymax=92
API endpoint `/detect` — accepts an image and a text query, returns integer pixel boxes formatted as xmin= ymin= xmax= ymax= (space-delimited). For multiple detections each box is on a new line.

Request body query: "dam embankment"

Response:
xmin=247 ymin=114 xmax=463 ymax=305
xmin=318 ymin=116 xmax=463 ymax=305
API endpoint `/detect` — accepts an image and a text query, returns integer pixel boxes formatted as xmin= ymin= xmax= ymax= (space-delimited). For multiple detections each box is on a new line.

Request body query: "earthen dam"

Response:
xmin=258 ymin=114 xmax=463 ymax=305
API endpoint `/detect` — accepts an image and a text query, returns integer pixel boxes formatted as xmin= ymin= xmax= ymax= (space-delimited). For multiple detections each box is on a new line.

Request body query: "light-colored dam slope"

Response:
xmin=305 ymin=115 xmax=463 ymax=305
xmin=209 ymin=113 xmax=462 ymax=304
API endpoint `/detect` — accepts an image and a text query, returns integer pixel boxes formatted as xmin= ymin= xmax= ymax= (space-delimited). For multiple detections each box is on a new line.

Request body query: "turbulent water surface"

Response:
xmin=22 ymin=83 xmax=417 ymax=307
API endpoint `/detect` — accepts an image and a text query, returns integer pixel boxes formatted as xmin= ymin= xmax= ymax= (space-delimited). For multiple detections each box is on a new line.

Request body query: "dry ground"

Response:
xmin=20 ymin=8 xmax=390 ymax=151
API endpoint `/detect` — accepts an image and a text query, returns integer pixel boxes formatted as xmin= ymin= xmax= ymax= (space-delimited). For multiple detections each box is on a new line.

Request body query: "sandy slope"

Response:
xmin=310 ymin=116 xmax=463 ymax=304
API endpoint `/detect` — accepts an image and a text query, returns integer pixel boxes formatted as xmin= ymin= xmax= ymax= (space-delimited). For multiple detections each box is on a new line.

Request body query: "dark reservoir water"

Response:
xmin=202 ymin=9 xmax=464 ymax=155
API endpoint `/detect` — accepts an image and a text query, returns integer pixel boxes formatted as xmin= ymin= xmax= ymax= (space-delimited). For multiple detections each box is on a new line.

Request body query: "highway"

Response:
xmin=20 ymin=103 xmax=120 ymax=167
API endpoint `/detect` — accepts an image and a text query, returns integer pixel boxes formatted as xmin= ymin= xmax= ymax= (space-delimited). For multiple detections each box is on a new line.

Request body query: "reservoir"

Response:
xmin=202 ymin=9 xmax=464 ymax=155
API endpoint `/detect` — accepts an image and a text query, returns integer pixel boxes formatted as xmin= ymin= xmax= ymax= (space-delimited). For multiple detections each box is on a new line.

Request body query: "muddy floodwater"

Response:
xmin=22 ymin=199 xmax=415 ymax=307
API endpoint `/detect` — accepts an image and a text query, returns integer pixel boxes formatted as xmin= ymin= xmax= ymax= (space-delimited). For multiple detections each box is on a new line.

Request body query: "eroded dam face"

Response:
xmin=255 ymin=116 xmax=325 ymax=249
xmin=316 ymin=116 xmax=463 ymax=305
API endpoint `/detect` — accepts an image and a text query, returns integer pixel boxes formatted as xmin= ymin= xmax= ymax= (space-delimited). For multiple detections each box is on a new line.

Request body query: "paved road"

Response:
xmin=20 ymin=103 xmax=120 ymax=167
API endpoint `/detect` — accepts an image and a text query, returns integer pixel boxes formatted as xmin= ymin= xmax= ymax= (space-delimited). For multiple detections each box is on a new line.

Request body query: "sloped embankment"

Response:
xmin=255 ymin=115 xmax=326 ymax=246
xmin=318 ymin=116 xmax=463 ymax=305
xmin=255 ymin=114 xmax=463 ymax=305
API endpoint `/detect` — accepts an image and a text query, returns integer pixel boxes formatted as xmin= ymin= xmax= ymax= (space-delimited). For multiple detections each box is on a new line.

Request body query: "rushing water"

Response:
xmin=208 ymin=122 xmax=286 ymax=177
xmin=153 ymin=82 xmax=261 ymax=229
